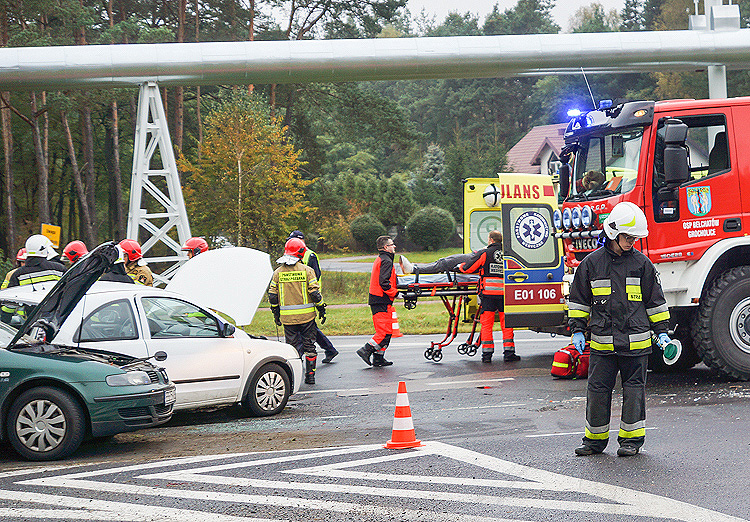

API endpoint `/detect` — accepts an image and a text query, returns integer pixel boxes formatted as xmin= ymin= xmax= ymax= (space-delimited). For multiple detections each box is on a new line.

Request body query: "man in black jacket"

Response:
xmin=569 ymin=202 xmax=672 ymax=457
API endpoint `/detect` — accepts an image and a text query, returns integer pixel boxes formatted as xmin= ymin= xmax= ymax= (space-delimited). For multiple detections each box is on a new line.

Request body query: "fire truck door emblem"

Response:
xmin=686 ymin=186 xmax=711 ymax=217
xmin=514 ymin=211 xmax=549 ymax=249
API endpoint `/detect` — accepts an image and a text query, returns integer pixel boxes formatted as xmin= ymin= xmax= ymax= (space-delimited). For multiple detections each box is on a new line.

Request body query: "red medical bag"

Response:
xmin=551 ymin=342 xmax=590 ymax=379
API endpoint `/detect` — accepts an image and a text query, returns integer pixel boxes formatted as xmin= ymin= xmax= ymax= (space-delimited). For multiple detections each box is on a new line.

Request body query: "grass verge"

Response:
xmin=246 ymin=300 xmax=479 ymax=338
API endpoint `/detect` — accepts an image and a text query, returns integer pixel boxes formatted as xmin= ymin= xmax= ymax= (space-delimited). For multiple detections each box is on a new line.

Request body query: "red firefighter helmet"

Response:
xmin=181 ymin=237 xmax=209 ymax=257
xmin=16 ymin=248 xmax=27 ymax=261
xmin=284 ymin=237 xmax=306 ymax=258
xmin=63 ymin=240 xmax=88 ymax=263
xmin=118 ymin=239 xmax=143 ymax=262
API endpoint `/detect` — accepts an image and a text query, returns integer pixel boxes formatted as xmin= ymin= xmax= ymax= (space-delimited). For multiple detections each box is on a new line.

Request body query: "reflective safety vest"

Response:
xmin=459 ymin=242 xmax=505 ymax=297
xmin=269 ymin=262 xmax=320 ymax=325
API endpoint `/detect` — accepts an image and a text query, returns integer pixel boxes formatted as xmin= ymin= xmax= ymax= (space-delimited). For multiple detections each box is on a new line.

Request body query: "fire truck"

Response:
xmin=556 ymin=96 xmax=750 ymax=379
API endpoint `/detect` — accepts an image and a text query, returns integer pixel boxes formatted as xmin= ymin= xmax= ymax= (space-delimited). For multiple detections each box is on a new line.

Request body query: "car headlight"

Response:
xmin=106 ymin=371 xmax=151 ymax=386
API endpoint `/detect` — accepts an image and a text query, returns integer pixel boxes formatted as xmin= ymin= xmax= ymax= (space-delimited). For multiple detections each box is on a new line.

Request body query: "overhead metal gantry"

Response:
xmin=0 ymin=0 xmax=740 ymax=281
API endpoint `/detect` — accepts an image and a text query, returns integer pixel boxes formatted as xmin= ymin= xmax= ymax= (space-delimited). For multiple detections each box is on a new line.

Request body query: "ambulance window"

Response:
xmin=468 ymin=210 xmax=502 ymax=252
xmin=502 ymin=204 xmax=558 ymax=268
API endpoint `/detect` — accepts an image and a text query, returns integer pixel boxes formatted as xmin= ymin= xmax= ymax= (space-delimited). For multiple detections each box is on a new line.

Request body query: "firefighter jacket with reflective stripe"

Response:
xmin=459 ymin=242 xmax=505 ymax=297
xmin=1 ymin=267 xmax=18 ymax=289
xmin=126 ymin=264 xmax=154 ymax=286
xmin=269 ymin=262 xmax=321 ymax=325
xmin=7 ymin=258 xmax=64 ymax=289
xmin=568 ymin=244 xmax=669 ymax=355
xmin=368 ymin=251 xmax=398 ymax=306
xmin=301 ymin=248 xmax=322 ymax=287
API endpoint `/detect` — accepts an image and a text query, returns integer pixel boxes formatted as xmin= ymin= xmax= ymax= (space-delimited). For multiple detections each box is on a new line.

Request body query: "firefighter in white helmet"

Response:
xmin=7 ymin=235 xmax=65 ymax=289
xmin=569 ymin=202 xmax=671 ymax=457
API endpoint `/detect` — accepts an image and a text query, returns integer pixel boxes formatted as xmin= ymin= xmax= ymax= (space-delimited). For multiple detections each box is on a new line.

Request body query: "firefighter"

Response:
xmin=7 ymin=235 xmax=65 ymax=289
xmin=119 ymin=239 xmax=154 ymax=286
xmin=458 ymin=230 xmax=518 ymax=363
xmin=268 ymin=237 xmax=326 ymax=385
xmin=288 ymin=230 xmax=339 ymax=363
xmin=569 ymin=202 xmax=671 ymax=457
xmin=181 ymin=237 xmax=209 ymax=259
xmin=62 ymin=240 xmax=88 ymax=265
xmin=1 ymin=248 xmax=26 ymax=290
xmin=357 ymin=235 xmax=397 ymax=367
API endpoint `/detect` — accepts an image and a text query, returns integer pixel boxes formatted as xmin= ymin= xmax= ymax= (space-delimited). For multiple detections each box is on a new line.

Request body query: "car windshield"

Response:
xmin=0 ymin=319 xmax=34 ymax=348
xmin=569 ymin=128 xmax=644 ymax=201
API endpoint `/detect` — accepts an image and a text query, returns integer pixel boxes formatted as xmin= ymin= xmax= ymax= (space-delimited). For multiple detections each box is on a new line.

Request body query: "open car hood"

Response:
xmin=8 ymin=242 xmax=118 ymax=348
xmin=166 ymin=247 xmax=272 ymax=326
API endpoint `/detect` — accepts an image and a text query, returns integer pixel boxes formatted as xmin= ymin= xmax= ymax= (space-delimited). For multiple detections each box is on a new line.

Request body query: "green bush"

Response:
xmin=350 ymin=214 xmax=387 ymax=251
xmin=405 ymin=206 xmax=456 ymax=250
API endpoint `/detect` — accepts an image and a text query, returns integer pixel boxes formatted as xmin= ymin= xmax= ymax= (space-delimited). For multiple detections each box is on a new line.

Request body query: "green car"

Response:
xmin=0 ymin=242 xmax=175 ymax=461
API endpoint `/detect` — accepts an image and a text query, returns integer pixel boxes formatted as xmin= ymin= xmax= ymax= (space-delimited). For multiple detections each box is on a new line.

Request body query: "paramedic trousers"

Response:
xmin=478 ymin=296 xmax=515 ymax=355
xmin=583 ymin=353 xmax=647 ymax=451
xmin=369 ymin=303 xmax=393 ymax=353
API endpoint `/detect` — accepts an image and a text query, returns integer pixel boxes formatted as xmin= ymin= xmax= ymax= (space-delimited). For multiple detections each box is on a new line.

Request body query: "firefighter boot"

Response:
xmin=617 ymin=444 xmax=640 ymax=457
xmin=372 ymin=352 xmax=393 ymax=367
xmin=575 ymin=445 xmax=603 ymax=456
xmin=482 ymin=353 xmax=493 ymax=363
xmin=357 ymin=343 xmax=376 ymax=366
xmin=305 ymin=355 xmax=317 ymax=385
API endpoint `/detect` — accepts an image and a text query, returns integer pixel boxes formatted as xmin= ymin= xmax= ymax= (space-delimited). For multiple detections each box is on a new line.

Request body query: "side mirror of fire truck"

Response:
xmin=558 ymin=163 xmax=570 ymax=199
xmin=663 ymin=118 xmax=690 ymax=186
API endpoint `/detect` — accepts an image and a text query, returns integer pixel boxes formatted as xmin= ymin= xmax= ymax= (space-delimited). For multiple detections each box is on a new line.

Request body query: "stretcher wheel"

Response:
xmin=467 ymin=345 xmax=478 ymax=356
xmin=404 ymin=299 xmax=417 ymax=310
xmin=457 ymin=343 xmax=468 ymax=355
xmin=424 ymin=348 xmax=433 ymax=360
xmin=431 ymin=350 xmax=443 ymax=362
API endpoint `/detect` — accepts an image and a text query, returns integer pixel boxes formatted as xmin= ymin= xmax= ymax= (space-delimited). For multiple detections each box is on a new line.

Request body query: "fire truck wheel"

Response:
xmin=694 ymin=266 xmax=750 ymax=381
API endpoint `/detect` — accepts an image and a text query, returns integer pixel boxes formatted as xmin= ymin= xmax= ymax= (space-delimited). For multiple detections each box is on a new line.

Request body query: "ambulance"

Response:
xmin=463 ymin=174 xmax=565 ymax=328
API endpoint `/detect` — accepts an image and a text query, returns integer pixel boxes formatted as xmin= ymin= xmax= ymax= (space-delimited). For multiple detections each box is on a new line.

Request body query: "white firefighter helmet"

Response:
xmin=603 ymin=202 xmax=648 ymax=240
xmin=25 ymin=234 xmax=58 ymax=259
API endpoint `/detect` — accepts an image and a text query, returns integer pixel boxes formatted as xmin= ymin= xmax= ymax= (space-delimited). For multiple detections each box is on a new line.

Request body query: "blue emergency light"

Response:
xmin=598 ymin=99 xmax=613 ymax=109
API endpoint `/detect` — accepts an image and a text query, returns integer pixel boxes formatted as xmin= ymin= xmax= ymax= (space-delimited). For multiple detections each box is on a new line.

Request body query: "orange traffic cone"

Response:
xmin=392 ymin=309 xmax=403 ymax=337
xmin=385 ymin=381 xmax=422 ymax=449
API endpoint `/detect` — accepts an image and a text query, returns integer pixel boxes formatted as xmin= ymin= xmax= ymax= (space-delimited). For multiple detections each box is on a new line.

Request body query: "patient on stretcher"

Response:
xmin=399 ymin=253 xmax=472 ymax=275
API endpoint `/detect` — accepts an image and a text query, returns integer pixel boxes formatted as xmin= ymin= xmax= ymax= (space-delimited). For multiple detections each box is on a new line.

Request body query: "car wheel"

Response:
xmin=7 ymin=387 xmax=86 ymax=461
xmin=244 ymin=363 xmax=290 ymax=417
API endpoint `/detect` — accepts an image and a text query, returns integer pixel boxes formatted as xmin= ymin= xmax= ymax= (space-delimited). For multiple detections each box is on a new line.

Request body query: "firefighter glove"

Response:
xmin=572 ymin=332 xmax=585 ymax=354
xmin=316 ymin=303 xmax=327 ymax=324
xmin=657 ymin=333 xmax=672 ymax=349
xmin=271 ymin=306 xmax=282 ymax=326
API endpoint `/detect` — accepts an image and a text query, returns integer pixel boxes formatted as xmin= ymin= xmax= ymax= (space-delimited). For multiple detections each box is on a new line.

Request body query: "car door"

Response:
xmin=138 ymin=296 xmax=243 ymax=409
xmin=71 ymin=297 xmax=150 ymax=361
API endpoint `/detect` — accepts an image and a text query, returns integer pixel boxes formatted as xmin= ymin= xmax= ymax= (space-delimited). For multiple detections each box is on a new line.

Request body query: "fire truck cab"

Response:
xmin=558 ymin=97 xmax=750 ymax=378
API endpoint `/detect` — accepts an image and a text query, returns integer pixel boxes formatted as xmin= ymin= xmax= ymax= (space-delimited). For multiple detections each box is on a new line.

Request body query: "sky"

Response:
xmin=406 ymin=0 xmax=626 ymax=32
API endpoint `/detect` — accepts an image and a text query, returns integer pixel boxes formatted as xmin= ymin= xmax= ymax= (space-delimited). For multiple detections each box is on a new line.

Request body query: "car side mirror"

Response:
xmin=221 ymin=322 xmax=236 ymax=337
xmin=663 ymin=119 xmax=690 ymax=185
xmin=153 ymin=350 xmax=168 ymax=362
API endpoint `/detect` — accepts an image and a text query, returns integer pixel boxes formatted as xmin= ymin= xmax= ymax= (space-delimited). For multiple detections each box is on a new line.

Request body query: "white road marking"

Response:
xmin=425 ymin=377 xmax=515 ymax=385
xmin=7 ymin=441 xmax=743 ymax=522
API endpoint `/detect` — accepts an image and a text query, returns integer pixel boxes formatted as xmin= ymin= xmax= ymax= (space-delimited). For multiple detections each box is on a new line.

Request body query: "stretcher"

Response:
xmin=397 ymin=272 xmax=482 ymax=362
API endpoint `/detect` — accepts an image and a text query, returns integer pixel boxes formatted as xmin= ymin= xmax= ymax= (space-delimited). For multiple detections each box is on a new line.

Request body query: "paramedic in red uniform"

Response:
xmin=357 ymin=235 xmax=397 ymax=367
xmin=459 ymin=230 xmax=518 ymax=363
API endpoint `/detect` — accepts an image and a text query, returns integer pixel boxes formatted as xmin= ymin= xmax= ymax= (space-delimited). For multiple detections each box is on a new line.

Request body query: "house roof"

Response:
xmin=506 ymin=123 xmax=567 ymax=174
